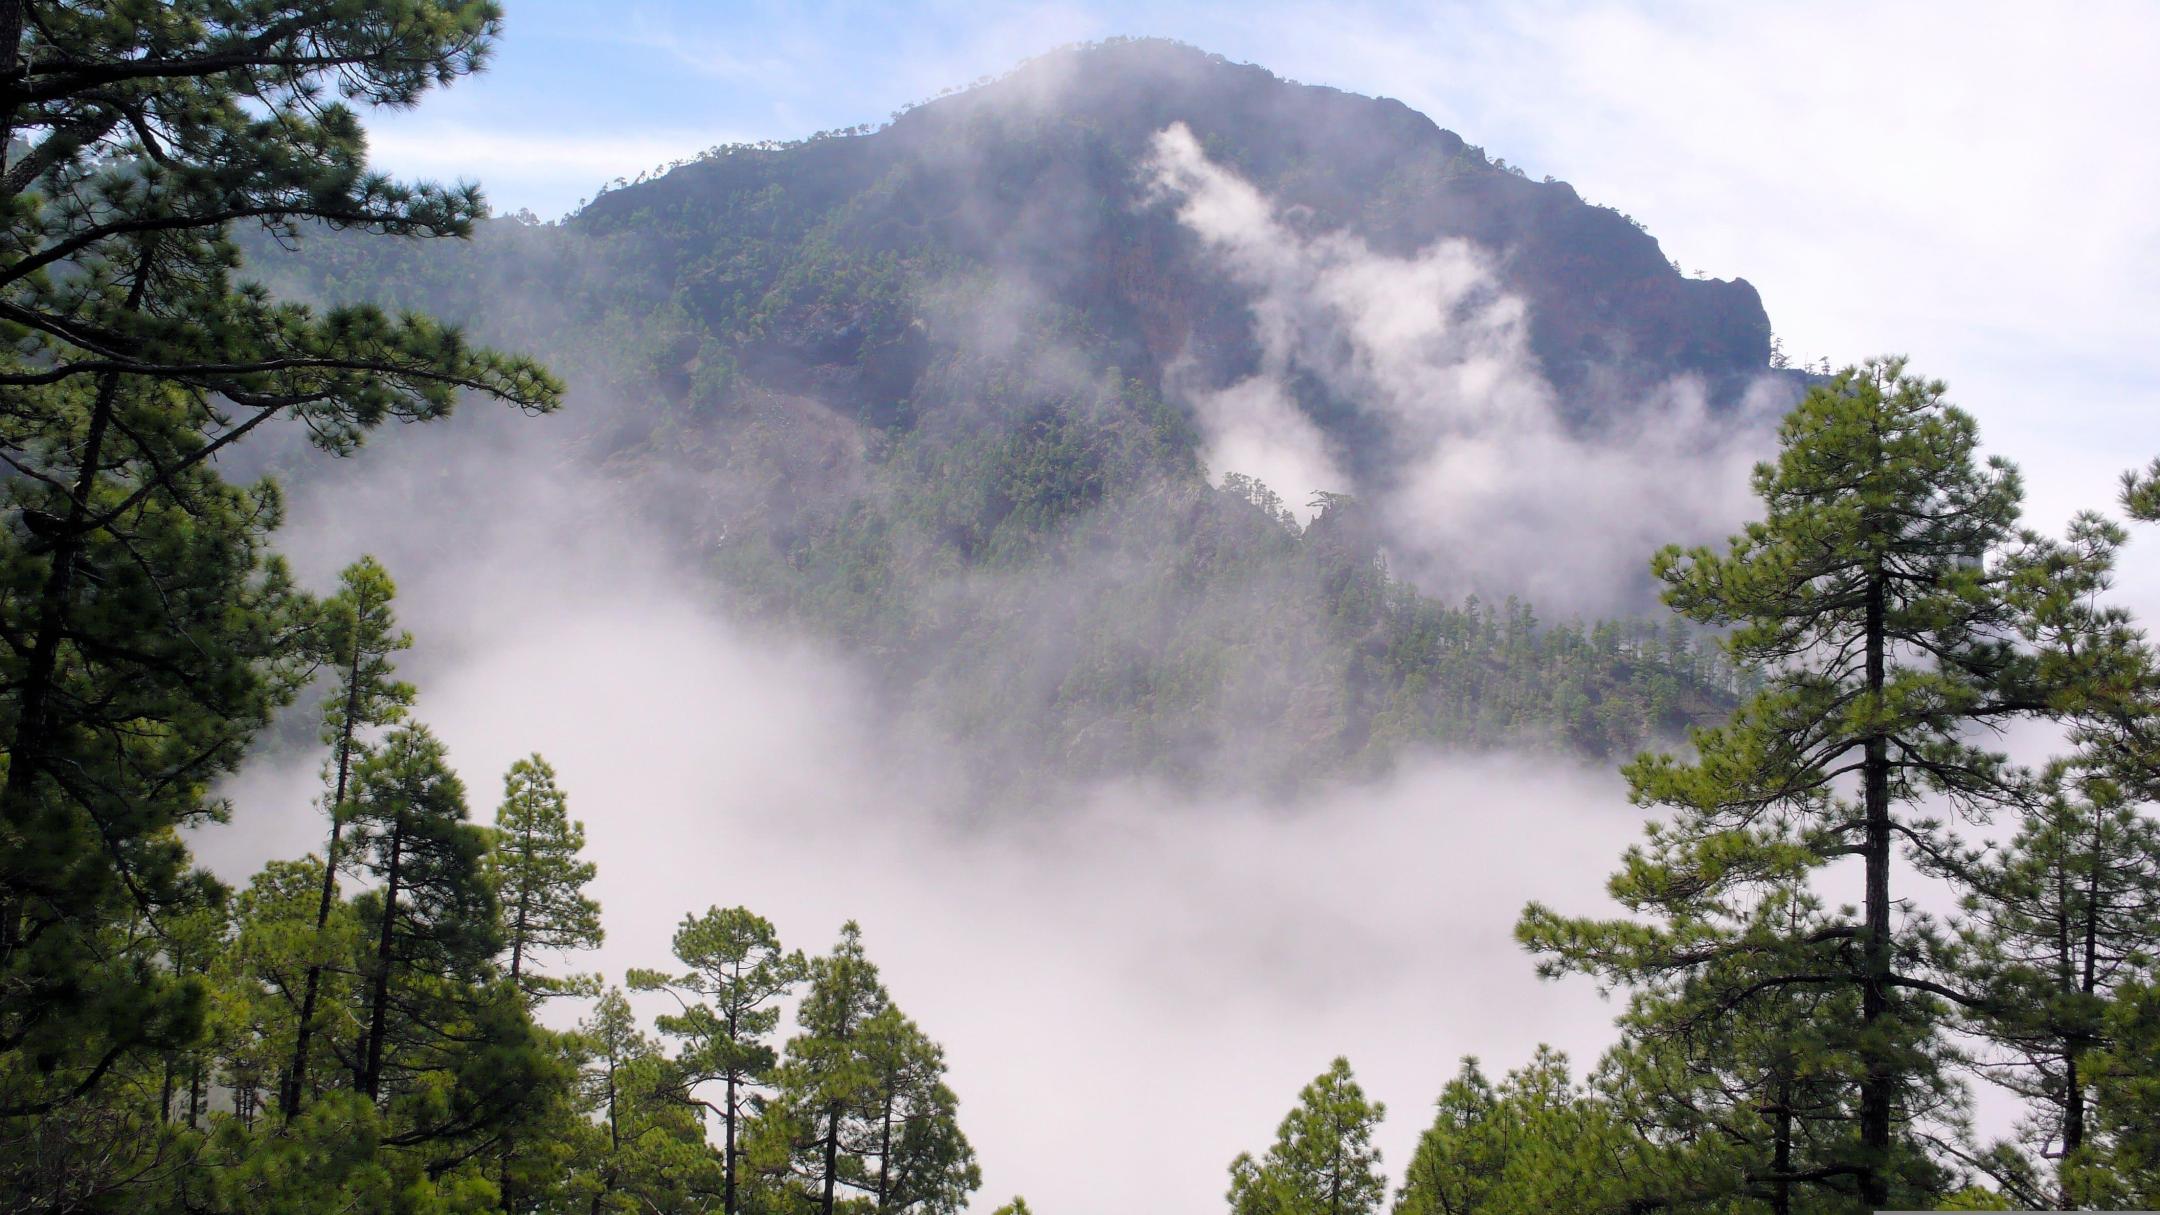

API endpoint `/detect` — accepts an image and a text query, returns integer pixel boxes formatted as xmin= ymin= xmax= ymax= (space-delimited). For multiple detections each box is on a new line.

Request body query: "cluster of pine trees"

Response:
xmin=1220 ymin=363 xmax=2160 ymax=1212
xmin=6 ymin=547 xmax=985 ymax=1212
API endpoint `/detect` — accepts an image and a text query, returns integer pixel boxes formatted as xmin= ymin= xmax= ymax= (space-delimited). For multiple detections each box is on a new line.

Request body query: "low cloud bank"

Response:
xmin=200 ymin=426 xmax=1654 ymax=1213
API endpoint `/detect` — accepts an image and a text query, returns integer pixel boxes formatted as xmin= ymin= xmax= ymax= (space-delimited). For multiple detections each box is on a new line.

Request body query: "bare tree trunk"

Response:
xmin=724 ymin=1069 xmax=739 ymax=1215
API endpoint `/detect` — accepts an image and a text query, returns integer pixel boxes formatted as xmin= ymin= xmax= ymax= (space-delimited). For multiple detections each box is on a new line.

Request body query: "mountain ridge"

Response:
xmin=572 ymin=37 xmax=1778 ymax=430
xmin=247 ymin=36 xmax=1788 ymax=792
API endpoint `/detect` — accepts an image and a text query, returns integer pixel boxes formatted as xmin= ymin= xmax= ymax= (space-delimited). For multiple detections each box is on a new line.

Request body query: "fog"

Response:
xmin=1146 ymin=121 xmax=1783 ymax=607
xmin=195 ymin=403 xmax=1663 ymax=1212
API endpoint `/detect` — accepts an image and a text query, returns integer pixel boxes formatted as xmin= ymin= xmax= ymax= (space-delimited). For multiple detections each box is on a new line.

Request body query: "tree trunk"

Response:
xmin=1328 ymin=1127 xmax=1343 ymax=1215
xmin=1771 ymin=1075 xmax=1793 ymax=1215
xmin=500 ymin=814 xmax=536 ymax=1215
xmin=2063 ymin=810 xmax=2103 ymax=1206
xmin=1858 ymin=565 xmax=1893 ymax=1209
xmin=589 ymin=1056 xmax=619 ymax=1215
xmin=360 ymin=808 xmax=406 ymax=1102
xmin=509 ymin=817 xmax=534 ymax=989
xmin=285 ymin=631 xmax=372 ymax=1118
xmin=877 ymin=1085 xmax=894 ymax=1212
xmin=724 ymin=1069 xmax=739 ymax=1215
xmin=821 ymin=1102 xmax=842 ymax=1215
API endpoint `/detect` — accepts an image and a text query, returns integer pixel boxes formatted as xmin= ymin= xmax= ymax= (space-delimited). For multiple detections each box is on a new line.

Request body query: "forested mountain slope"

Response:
xmin=249 ymin=38 xmax=1790 ymax=791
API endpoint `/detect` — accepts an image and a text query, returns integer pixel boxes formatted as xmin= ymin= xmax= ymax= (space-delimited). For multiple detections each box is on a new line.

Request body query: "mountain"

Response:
xmin=578 ymin=38 xmax=1773 ymax=424
xmin=252 ymin=38 xmax=1789 ymax=794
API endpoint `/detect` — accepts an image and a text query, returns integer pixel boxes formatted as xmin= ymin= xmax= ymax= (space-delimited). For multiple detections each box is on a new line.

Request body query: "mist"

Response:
xmin=196 ymin=397 xmax=1664 ymax=1213
xmin=1145 ymin=121 xmax=1784 ymax=610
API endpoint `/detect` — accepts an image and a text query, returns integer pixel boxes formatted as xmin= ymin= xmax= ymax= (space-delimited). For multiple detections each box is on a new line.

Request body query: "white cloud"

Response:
xmin=1143 ymin=121 xmax=1776 ymax=608
xmin=1215 ymin=0 xmax=2160 ymax=575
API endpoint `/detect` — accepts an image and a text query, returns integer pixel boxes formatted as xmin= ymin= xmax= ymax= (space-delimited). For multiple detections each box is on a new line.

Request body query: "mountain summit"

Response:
xmin=262 ymin=38 xmax=1786 ymax=790
xmin=577 ymin=37 xmax=1774 ymax=430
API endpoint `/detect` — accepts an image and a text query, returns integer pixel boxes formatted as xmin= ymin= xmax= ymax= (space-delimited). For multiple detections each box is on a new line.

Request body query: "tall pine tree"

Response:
xmin=629 ymin=905 xmax=805 ymax=1215
xmin=488 ymin=754 xmax=603 ymax=1005
xmin=0 ymin=0 xmax=558 ymax=1144
xmin=286 ymin=555 xmax=414 ymax=1116
xmin=1520 ymin=359 xmax=2117 ymax=1207
xmin=1227 ymin=1057 xmax=1386 ymax=1215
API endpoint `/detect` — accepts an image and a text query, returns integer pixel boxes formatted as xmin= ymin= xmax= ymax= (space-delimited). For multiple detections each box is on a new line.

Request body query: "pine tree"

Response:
xmin=756 ymin=921 xmax=893 ymax=1215
xmin=1393 ymin=1059 xmax=1500 ymax=1215
xmin=1595 ymin=976 xmax=1875 ymax=1214
xmin=629 ymin=905 xmax=805 ymax=1215
xmin=0 ymin=0 xmax=558 ymax=1141
xmin=0 ymin=377 xmax=308 ymax=1135
xmin=1519 ymin=360 xmax=2118 ymax=1207
xmin=1952 ymin=761 xmax=2160 ymax=1205
xmin=222 ymin=858 xmax=360 ymax=1132
xmin=2093 ymin=976 xmax=2160 ymax=1202
xmin=488 ymin=754 xmax=604 ymax=1004
xmin=572 ymin=988 xmax=724 ymax=1214
xmin=340 ymin=727 xmax=506 ymax=1098
xmin=1227 ymin=1057 xmax=1386 ymax=1215
xmin=856 ymin=1005 xmax=980 ymax=1214
xmin=578 ymin=989 xmax=648 ymax=1207
xmin=1394 ymin=1050 xmax=1656 ymax=1215
xmin=286 ymin=556 xmax=415 ymax=1116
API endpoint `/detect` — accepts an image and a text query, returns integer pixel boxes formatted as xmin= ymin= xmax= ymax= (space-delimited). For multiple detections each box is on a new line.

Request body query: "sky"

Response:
xmin=239 ymin=2 xmax=2160 ymax=1209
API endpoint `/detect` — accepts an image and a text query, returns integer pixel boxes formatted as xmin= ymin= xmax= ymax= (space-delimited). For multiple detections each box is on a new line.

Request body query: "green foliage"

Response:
xmin=315 ymin=556 xmax=419 ymax=760
xmin=854 ymin=1005 xmax=981 ymax=1215
xmin=1228 ymin=1057 xmax=1386 ymax=1215
xmin=569 ymin=989 xmax=724 ymax=1212
xmin=750 ymin=922 xmax=979 ymax=1215
xmin=0 ymin=0 xmax=559 ymax=1185
xmin=629 ymin=905 xmax=806 ymax=1214
xmin=1394 ymin=1050 xmax=1666 ymax=1215
xmin=2091 ymin=976 xmax=2160 ymax=1204
xmin=289 ymin=554 xmax=415 ymax=1115
xmin=14 ymin=10 xmax=2160 ymax=1213
xmin=2121 ymin=457 xmax=2160 ymax=524
xmin=343 ymin=726 xmax=502 ymax=1102
xmin=0 ymin=371 xmax=309 ymax=1136
xmin=1950 ymin=760 xmax=2160 ymax=1205
xmin=488 ymin=754 xmax=604 ymax=1003
xmin=1519 ymin=360 xmax=2123 ymax=1209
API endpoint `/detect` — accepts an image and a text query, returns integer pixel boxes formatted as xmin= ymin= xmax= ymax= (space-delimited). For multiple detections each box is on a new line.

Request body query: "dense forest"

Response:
xmin=4 ymin=3 xmax=2160 ymax=1214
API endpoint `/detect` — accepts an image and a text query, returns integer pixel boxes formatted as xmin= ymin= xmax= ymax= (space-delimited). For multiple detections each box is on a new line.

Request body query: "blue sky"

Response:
xmin=362 ymin=0 xmax=2160 ymax=580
